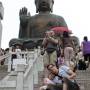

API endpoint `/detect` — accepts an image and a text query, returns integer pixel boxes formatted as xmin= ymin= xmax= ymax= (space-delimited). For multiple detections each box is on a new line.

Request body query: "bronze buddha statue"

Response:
xmin=9 ymin=0 xmax=68 ymax=49
xmin=19 ymin=0 xmax=68 ymax=39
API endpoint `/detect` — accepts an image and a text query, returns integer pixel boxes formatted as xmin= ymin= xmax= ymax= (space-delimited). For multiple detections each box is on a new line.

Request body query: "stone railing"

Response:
xmin=0 ymin=48 xmax=44 ymax=90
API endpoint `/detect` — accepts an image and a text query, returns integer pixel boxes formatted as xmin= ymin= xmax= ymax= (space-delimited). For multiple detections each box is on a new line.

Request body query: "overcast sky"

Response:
xmin=1 ymin=0 xmax=90 ymax=49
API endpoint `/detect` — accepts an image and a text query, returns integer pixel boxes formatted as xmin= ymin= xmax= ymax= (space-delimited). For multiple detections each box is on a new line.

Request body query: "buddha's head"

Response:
xmin=35 ymin=0 xmax=54 ymax=13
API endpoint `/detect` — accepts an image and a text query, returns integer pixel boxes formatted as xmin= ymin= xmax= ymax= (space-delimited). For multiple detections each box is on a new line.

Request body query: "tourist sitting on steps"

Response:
xmin=40 ymin=64 xmax=80 ymax=90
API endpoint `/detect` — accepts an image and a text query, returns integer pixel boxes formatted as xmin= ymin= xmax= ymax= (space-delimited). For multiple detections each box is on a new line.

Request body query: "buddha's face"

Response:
xmin=35 ymin=0 xmax=54 ymax=13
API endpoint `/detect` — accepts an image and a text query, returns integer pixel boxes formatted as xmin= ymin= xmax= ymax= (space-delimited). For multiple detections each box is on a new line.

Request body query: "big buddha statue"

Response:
xmin=9 ymin=0 xmax=68 ymax=49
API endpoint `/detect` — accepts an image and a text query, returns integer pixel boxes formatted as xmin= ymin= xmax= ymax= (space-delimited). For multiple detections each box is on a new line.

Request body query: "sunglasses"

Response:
xmin=48 ymin=65 xmax=54 ymax=70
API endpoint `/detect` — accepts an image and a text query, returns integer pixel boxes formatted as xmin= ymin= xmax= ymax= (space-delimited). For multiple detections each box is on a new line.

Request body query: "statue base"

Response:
xmin=9 ymin=38 xmax=43 ymax=50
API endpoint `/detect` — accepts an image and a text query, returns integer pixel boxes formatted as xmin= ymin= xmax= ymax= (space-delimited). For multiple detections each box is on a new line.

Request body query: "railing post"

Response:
xmin=26 ymin=51 xmax=29 ymax=64
xmin=16 ymin=64 xmax=25 ymax=90
xmin=33 ymin=49 xmax=38 ymax=84
xmin=33 ymin=60 xmax=38 ymax=84
xmin=37 ymin=46 xmax=44 ymax=71
xmin=34 ymin=49 xmax=38 ymax=59
xmin=8 ymin=47 xmax=13 ymax=72
xmin=37 ymin=55 xmax=44 ymax=71
xmin=37 ymin=46 xmax=40 ymax=55
xmin=8 ymin=53 xmax=12 ymax=72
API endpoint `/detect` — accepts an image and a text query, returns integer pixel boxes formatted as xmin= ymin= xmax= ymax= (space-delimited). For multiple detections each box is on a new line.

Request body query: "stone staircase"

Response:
xmin=76 ymin=69 xmax=90 ymax=90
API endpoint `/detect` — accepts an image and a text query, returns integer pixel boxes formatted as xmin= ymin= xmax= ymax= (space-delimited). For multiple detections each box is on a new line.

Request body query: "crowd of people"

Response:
xmin=0 ymin=45 xmax=22 ymax=66
xmin=40 ymin=30 xmax=80 ymax=90
xmin=40 ymin=30 xmax=90 ymax=90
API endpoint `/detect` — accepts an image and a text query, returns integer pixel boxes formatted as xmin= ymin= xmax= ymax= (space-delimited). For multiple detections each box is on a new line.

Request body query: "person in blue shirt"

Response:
xmin=47 ymin=64 xmax=79 ymax=90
